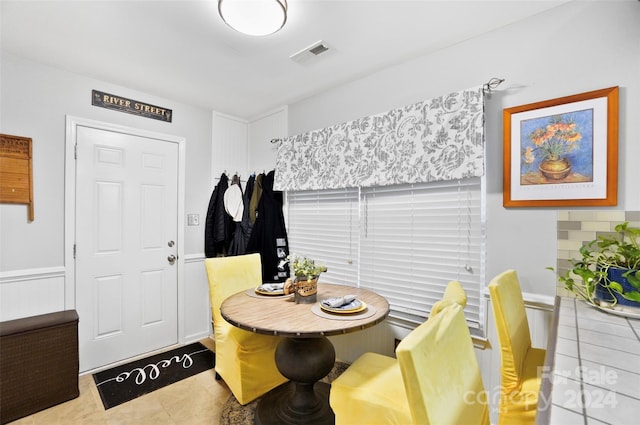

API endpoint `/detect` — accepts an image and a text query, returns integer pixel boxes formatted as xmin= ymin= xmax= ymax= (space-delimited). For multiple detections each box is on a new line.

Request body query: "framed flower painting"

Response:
xmin=503 ymin=86 xmax=619 ymax=207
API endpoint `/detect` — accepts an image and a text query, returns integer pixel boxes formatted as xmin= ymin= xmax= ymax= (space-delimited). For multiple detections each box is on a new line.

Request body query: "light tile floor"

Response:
xmin=8 ymin=339 xmax=232 ymax=425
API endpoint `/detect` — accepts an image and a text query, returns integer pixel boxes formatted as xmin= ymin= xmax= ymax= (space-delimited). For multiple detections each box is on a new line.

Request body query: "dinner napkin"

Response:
xmin=322 ymin=295 xmax=357 ymax=308
xmin=257 ymin=283 xmax=285 ymax=292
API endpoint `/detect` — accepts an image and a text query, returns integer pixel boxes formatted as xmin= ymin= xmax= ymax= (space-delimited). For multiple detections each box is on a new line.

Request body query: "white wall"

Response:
xmin=7 ymin=2 xmax=632 ymax=321
xmin=1 ymin=3 xmax=638 ymax=409
xmin=289 ymin=3 xmax=638 ymax=422
xmin=248 ymin=106 xmax=288 ymax=174
xmin=210 ymin=107 xmax=285 ymax=188
xmin=0 ymin=52 xmax=213 ymax=268
xmin=211 ymin=111 xmax=248 ymax=183
xmin=288 ymin=0 xmax=640 ymax=297
xmin=0 ymin=52 xmax=212 ymax=341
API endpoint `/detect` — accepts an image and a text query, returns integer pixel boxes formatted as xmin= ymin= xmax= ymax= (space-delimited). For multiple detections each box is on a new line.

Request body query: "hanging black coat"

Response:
xmin=247 ymin=170 xmax=290 ymax=282
xmin=204 ymin=173 xmax=234 ymax=257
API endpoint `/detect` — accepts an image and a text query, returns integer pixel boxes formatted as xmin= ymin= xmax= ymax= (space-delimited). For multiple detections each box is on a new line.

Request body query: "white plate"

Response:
xmin=320 ymin=299 xmax=367 ymax=314
xmin=255 ymin=286 xmax=285 ymax=296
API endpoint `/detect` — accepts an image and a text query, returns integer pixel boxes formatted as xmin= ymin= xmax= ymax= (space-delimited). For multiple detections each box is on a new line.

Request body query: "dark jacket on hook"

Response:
xmin=228 ymin=175 xmax=253 ymax=256
xmin=247 ymin=170 xmax=289 ymax=282
xmin=249 ymin=173 xmax=263 ymax=224
xmin=205 ymin=173 xmax=234 ymax=257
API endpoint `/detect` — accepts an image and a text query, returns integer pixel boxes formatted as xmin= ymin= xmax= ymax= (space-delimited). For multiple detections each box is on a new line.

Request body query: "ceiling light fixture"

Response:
xmin=218 ymin=0 xmax=288 ymax=36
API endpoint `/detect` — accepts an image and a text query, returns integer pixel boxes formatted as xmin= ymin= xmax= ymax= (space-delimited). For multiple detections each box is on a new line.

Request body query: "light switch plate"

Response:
xmin=187 ymin=214 xmax=199 ymax=226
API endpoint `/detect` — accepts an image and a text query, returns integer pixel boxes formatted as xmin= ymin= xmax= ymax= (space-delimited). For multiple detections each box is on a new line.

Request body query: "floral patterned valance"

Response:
xmin=274 ymin=86 xmax=485 ymax=191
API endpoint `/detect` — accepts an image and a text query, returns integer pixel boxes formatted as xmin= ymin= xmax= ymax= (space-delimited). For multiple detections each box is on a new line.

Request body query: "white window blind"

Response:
xmin=286 ymin=177 xmax=485 ymax=333
xmin=285 ymin=188 xmax=359 ymax=286
xmin=360 ymin=178 xmax=484 ymax=332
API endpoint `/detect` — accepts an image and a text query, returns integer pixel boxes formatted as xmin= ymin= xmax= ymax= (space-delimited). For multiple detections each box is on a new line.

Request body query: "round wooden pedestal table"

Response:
xmin=221 ymin=283 xmax=389 ymax=425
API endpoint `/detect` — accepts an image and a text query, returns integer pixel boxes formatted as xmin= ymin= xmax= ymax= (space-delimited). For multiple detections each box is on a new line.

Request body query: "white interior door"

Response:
xmin=75 ymin=125 xmax=179 ymax=372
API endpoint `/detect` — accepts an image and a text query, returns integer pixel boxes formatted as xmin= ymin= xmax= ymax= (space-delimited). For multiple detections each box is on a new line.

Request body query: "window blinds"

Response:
xmin=286 ymin=177 xmax=485 ymax=333
xmin=285 ymin=188 xmax=360 ymax=287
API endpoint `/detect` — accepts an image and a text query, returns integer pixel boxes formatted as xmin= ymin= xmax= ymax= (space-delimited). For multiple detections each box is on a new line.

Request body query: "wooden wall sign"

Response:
xmin=92 ymin=90 xmax=173 ymax=122
xmin=0 ymin=134 xmax=34 ymax=221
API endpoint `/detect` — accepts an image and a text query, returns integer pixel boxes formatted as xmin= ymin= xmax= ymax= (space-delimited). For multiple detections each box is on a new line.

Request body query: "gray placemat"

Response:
xmin=311 ymin=303 xmax=377 ymax=320
xmin=244 ymin=288 xmax=294 ymax=299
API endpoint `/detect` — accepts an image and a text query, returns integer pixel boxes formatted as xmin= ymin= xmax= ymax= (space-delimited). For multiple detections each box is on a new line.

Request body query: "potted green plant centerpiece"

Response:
xmin=558 ymin=222 xmax=640 ymax=314
xmin=284 ymin=254 xmax=328 ymax=304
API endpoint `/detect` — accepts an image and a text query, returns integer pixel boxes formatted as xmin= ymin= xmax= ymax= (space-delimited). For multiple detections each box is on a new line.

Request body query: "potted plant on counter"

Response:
xmin=283 ymin=254 xmax=328 ymax=304
xmin=558 ymin=222 xmax=640 ymax=315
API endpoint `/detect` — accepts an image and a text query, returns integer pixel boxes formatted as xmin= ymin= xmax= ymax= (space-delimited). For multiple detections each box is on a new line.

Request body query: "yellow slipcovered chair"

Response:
xmin=397 ymin=303 xmax=490 ymax=425
xmin=330 ymin=351 xmax=411 ymax=425
xmin=329 ymin=281 xmax=484 ymax=425
xmin=489 ymin=270 xmax=547 ymax=425
xmin=429 ymin=279 xmax=467 ymax=318
xmin=204 ymin=254 xmax=287 ymax=405
xmin=330 ymin=303 xmax=489 ymax=425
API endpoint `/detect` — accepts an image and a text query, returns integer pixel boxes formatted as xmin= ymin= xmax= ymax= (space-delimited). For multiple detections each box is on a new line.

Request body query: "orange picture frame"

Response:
xmin=503 ymin=86 xmax=618 ymax=207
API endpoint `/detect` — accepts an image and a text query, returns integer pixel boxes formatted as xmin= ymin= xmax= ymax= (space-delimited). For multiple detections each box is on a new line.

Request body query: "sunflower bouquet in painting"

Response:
xmin=521 ymin=114 xmax=585 ymax=182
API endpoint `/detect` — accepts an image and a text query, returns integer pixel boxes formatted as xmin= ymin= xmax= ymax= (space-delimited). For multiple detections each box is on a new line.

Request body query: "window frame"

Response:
xmin=285 ymin=176 xmax=486 ymax=335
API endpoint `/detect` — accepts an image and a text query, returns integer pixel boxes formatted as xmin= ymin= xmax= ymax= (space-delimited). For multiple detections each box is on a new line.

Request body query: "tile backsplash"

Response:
xmin=556 ymin=211 xmax=640 ymax=296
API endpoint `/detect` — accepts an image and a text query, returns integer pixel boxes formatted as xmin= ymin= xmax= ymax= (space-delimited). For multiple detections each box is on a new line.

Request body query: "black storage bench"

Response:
xmin=0 ymin=310 xmax=79 ymax=424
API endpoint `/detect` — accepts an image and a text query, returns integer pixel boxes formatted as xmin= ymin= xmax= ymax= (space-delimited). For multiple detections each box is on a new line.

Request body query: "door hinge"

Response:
xmin=73 ymin=244 xmax=76 ymax=259
xmin=74 ymin=143 xmax=78 ymax=159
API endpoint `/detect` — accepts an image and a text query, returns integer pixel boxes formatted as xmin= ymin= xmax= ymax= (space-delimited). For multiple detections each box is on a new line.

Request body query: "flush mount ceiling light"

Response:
xmin=218 ymin=0 xmax=287 ymax=36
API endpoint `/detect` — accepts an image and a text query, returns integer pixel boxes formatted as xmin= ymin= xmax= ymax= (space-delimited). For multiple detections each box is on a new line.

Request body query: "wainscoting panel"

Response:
xmin=0 ymin=259 xmax=212 ymax=346
xmin=183 ymin=254 xmax=212 ymax=341
xmin=0 ymin=267 xmax=66 ymax=321
xmin=329 ymin=320 xmax=411 ymax=364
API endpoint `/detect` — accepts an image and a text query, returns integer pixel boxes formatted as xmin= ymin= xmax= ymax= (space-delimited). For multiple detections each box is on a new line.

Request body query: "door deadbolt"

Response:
xmin=168 ymin=254 xmax=177 ymax=265
xmin=168 ymin=240 xmax=175 ymax=247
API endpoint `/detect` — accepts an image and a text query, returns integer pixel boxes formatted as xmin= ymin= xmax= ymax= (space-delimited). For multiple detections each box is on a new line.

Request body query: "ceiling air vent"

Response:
xmin=290 ymin=40 xmax=330 ymax=63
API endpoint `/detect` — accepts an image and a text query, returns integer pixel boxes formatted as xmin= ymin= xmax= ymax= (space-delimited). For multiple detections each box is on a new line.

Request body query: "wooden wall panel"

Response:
xmin=0 ymin=134 xmax=33 ymax=220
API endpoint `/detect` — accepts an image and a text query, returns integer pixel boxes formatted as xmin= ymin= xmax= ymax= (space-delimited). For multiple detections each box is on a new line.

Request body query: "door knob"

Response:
xmin=167 ymin=254 xmax=177 ymax=265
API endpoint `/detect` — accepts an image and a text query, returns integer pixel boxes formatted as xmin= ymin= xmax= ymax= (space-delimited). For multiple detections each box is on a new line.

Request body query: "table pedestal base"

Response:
xmin=256 ymin=381 xmax=333 ymax=425
xmin=255 ymin=337 xmax=336 ymax=425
